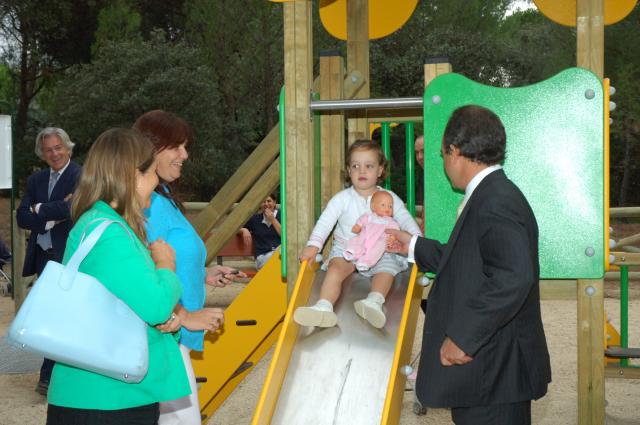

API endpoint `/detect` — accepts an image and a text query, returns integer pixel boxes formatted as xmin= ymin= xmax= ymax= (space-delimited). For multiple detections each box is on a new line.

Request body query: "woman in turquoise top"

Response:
xmin=46 ymin=128 xmax=189 ymax=424
xmin=134 ymin=110 xmax=245 ymax=424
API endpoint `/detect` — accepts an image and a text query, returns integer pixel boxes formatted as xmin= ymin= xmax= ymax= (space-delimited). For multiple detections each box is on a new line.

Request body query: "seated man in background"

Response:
xmin=239 ymin=194 xmax=281 ymax=270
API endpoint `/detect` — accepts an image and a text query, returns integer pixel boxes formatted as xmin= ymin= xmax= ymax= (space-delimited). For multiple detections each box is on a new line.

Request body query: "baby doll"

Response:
xmin=344 ymin=190 xmax=400 ymax=271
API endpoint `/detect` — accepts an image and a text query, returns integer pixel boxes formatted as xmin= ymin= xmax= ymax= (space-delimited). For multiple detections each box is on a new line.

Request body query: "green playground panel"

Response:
xmin=422 ymin=68 xmax=604 ymax=279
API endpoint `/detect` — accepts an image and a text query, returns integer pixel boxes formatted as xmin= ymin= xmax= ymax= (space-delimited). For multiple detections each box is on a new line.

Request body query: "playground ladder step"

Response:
xmin=605 ymin=346 xmax=640 ymax=358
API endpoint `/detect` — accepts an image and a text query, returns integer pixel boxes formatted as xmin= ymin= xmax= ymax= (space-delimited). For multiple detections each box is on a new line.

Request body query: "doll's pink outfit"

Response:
xmin=344 ymin=212 xmax=400 ymax=271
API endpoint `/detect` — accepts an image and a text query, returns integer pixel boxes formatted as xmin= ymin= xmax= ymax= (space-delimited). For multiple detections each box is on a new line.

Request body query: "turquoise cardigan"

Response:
xmin=48 ymin=201 xmax=190 ymax=410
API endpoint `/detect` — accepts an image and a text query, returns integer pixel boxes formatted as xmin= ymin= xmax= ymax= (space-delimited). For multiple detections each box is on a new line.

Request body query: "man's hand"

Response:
xmin=239 ymin=228 xmax=252 ymax=246
xmin=264 ymin=208 xmax=276 ymax=223
xmin=440 ymin=336 xmax=473 ymax=366
xmin=385 ymin=229 xmax=412 ymax=255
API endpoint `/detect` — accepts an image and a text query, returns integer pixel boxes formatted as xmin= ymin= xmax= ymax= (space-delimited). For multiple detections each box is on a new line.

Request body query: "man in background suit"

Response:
xmin=17 ymin=127 xmax=82 ymax=396
xmin=388 ymin=105 xmax=551 ymax=424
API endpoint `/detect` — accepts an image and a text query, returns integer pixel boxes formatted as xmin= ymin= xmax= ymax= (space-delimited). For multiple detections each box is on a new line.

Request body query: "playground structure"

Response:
xmin=4 ymin=0 xmax=639 ymax=424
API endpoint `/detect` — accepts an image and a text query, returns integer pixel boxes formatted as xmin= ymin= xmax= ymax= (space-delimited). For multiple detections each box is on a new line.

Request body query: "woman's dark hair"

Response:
xmin=442 ymin=105 xmax=506 ymax=165
xmin=133 ymin=110 xmax=194 ymax=210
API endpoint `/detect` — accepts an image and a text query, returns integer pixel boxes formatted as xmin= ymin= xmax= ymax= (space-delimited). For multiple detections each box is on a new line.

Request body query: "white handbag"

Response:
xmin=8 ymin=219 xmax=149 ymax=383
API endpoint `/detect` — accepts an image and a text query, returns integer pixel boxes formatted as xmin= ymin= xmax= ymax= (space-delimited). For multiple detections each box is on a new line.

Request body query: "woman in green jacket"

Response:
xmin=46 ymin=128 xmax=190 ymax=425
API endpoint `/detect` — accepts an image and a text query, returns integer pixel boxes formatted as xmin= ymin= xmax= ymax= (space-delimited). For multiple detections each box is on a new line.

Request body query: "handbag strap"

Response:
xmin=60 ymin=219 xmax=132 ymax=289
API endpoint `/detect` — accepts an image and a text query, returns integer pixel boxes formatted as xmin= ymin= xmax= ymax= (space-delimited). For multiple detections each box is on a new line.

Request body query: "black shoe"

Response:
xmin=35 ymin=381 xmax=48 ymax=396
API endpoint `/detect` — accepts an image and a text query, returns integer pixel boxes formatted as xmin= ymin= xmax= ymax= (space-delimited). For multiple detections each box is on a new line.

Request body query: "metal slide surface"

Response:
xmin=270 ymin=269 xmax=411 ymax=425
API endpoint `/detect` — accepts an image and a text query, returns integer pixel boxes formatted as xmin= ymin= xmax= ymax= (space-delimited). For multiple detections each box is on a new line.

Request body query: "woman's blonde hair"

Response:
xmin=72 ymin=128 xmax=155 ymax=241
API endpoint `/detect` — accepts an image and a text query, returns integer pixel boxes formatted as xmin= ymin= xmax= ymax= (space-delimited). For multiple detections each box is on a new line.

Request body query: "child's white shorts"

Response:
xmin=321 ymin=244 xmax=408 ymax=277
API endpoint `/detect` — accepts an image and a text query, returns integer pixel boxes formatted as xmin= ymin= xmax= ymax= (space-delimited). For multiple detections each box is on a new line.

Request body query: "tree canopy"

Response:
xmin=0 ymin=0 xmax=638 ymax=205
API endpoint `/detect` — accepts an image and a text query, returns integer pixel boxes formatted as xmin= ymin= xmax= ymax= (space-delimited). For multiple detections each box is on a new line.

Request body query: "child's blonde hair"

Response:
xmin=345 ymin=139 xmax=388 ymax=183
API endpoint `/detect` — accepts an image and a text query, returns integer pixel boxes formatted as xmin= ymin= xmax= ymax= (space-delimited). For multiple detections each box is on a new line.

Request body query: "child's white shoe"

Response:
xmin=294 ymin=300 xmax=337 ymax=327
xmin=354 ymin=296 xmax=386 ymax=328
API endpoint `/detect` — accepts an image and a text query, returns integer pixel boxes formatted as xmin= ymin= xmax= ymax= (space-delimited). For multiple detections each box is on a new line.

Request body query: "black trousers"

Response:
xmin=451 ymin=400 xmax=531 ymax=425
xmin=47 ymin=403 xmax=160 ymax=425
xmin=35 ymin=247 xmax=56 ymax=385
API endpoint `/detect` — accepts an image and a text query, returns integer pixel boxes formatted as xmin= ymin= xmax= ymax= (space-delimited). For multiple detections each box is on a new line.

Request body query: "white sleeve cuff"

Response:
xmin=408 ymin=234 xmax=419 ymax=263
xmin=35 ymin=203 xmax=42 ymax=214
xmin=307 ymin=240 xmax=323 ymax=249
xmin=45 ymin=220 xmax=55 ymax=231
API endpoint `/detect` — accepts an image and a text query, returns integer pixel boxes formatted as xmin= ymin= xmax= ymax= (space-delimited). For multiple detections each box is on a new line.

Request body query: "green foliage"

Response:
xmin=605 ymin=5 xmax=640 ymax=206
xmin=51 ymin=31 xmax=231 ymax=200
xmin=185 ymin=0 xmax=284 ymax=153
xmin=91 ymin=0 xmax=142 ymax=57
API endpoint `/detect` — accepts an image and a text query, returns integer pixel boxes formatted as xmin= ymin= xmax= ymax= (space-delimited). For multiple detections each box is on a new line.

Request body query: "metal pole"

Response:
xmin=312 ymin=92 xmax=321 ymax=221
xmin=309 ymin=97 xmax=423 ymax=112
xmin=279 ymin=87 xmax=287 ymax=280
xmin=620 ymin=265 xmax=628 ymax=367
xmin=381 ymin=123 xmax=391 ymax=189
xmin=405 ymin=122 xmax=416 ymax=217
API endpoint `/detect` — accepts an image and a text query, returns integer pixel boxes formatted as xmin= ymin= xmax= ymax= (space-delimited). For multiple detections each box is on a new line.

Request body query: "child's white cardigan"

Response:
xmin=307 ymin=186 xmax=422 ymax=251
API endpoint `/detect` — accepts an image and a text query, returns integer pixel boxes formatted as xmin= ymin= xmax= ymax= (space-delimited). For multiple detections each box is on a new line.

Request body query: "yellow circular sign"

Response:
xmin=319 ymin=0 xmax=418 ymax=41
xmin=533 ymin=0 xmax=637 ymax=27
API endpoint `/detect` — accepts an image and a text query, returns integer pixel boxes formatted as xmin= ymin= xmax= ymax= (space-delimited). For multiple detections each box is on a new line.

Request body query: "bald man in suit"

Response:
xmin=388 ymin=106 xmax=551 ymax=424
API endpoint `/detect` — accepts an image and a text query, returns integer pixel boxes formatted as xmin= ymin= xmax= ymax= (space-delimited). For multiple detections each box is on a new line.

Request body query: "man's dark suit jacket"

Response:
xmin=17 ymin=161 xmax=82 ymax=276
xmin=414 ymin=169 xmax=551 ymax=408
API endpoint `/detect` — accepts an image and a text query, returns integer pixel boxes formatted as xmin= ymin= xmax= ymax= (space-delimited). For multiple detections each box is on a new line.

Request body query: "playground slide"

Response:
xmin=252 ymin=261 xmax=423 ymax=425
xmin=191 ymin=252 xmax=288 ymax=422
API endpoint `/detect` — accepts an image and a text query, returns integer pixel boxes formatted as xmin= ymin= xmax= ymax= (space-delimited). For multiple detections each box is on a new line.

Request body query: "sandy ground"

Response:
xmin=1 ymin=288 xmax=639 ymax=425
xmin=1 ymin=196 xmax=640 ymax=424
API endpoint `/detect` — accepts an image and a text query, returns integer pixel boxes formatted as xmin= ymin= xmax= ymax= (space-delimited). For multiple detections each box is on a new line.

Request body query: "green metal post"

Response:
xmin=381 ymin=122 xmax=391 ymax=189
xmin=278 ymin=87 xmax=287 ymax=280
xmin=621 ymin=265 xmax=629 ymax=367
xmin=312 ymin=92 xmax=321 ymax=221
xmin=405 ymin=122 xmax=416 ymax=217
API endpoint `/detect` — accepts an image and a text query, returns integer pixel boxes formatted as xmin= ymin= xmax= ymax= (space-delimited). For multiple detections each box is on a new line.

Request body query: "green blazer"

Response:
xmin=48 ymin=201 xmax=190 ymax=410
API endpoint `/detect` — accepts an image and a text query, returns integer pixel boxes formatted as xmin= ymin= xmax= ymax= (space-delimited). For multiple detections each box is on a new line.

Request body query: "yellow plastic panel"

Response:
xmin=191 ymin=252 xmax=288 ymax=422
xmin=380 ymin=265 xmax=421 ymax=425
xmin=319 ymin=0 xmax=418 ymax=40
xmin=533 ymin=0 xmax=637 ymax=27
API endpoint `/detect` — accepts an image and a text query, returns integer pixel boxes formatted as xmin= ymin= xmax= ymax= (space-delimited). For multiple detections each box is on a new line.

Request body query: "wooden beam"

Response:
xmin=283 ymin=0 xmax=314 ymax=288
xmin=203 ymin=160 xmax=280 ymax=264
xmin=577 ymin=279 xmax=605 ymax=425
xmin=576 ymin=1 xmax=605 ymax=423
xmin=366 ymin=109 xmax=423 ymax=123
xmin=319 ymin=53 xmax=345 ymax=210
xmin=577 ymin=0 xmax=604 ymax=79
xmin=540 ymin=280 xmax=577 ymax=300
xmin=424 ymin=59 xmax=452 ymax=87
xmin=192 ymin=125 xmax=279 ymax=237
xmin=12 ymin=211 xmax=29 ymax=311
xmin=346 ymin=0 xmax=369 ymax=145
xmin=605 ymin=365 xmax=640 ymax=380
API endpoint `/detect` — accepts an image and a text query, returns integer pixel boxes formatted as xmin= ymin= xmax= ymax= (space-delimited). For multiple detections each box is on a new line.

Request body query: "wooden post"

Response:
xmin=576 ymin=1 xmax=605 ymax=424
xmin=424 ymin=57 xmax=452 ymax=87
xmin=346 ymin=0 xmax=369 ymax=145
xmin=12 ymin=210 xmax=28 ymax=311
xmin=319 ymin=52 xmax=345 ymax=209
xmin=283 ymin=0 xmax=314 ymax=288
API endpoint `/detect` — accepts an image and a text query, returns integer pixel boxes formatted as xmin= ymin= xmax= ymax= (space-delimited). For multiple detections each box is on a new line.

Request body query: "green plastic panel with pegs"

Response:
xmin=422 ymin=68 xmax=605 ymax=279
